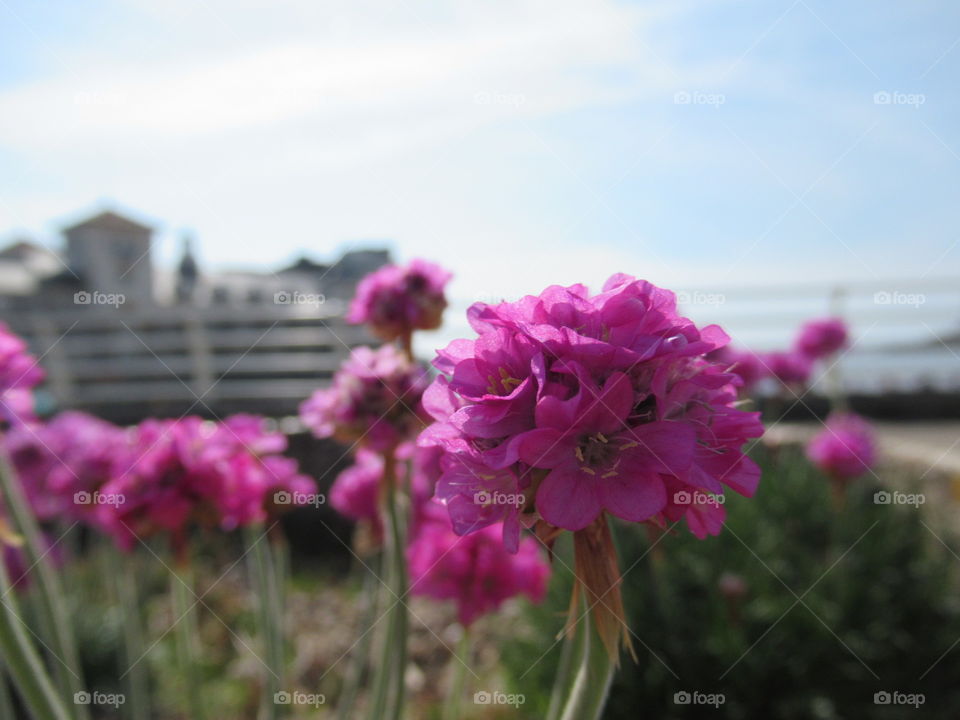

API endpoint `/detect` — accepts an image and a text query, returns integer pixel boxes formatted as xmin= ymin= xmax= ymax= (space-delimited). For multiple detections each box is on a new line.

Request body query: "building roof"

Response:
xmin=63 ymin=210 xmax=154 ymax=234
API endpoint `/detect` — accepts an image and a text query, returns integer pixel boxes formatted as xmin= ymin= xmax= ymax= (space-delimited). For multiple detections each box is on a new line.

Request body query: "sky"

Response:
xmin=1 ymin=0 xmax=958 ymax=350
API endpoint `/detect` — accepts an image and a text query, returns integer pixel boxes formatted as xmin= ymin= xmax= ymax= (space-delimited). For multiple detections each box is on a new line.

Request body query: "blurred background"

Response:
xmin=1 ymin=1 xmax=959 ymax=718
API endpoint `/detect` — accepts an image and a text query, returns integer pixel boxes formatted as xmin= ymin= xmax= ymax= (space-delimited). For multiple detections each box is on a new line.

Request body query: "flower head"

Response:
xmin=806 ymin=412 xmax=876 ymax=481
xmin=0 ymin=323 xmax=43 ymax=426
xmin=794 ymin=317 xmax=848 ymax=360
xmin=763 ymin=350 xmax=812 ymax=388
xmin=347 ymin=259 xmax=452 ymax=341
xmin=98 ymin=415 xmax=315 ymax=550
xmin=300 ymin=345 xmax=429 ymax=452
xmin=421 ymin=275 xmax=763 ymax=547
xmin=407 ymin=509 xmax=549 ymax=626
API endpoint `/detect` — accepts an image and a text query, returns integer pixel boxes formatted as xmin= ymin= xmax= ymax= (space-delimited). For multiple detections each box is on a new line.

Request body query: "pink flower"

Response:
xmin=98 ymin=415 xmax=315 ymax=550
xmin=407 ymin=510 xmax=549 ymax=626
xmin=330 ymin=442 xmax=443 ymax=542
xmin=300 ymin=345 xmax=429 ymax=452
xmin=707 ymin=346 xmax=767 ymax=392
xmin=806 ymin=413 xmax=876 ymax=481
xmin=794 ymin=317 xmax=848 ymax=360
xmin=421 ymin=275 xmax=762 ymax=547
xmin=0 ymin=323 xmax=43 ymax=426
xmin=347 ymin=259 xmax=452 ymax=341
xmin=763 ymin=350 xmax=812 ymax=388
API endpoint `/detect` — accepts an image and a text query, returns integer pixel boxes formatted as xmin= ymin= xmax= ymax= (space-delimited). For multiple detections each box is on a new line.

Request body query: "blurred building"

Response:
xmin=0 ymin=208 xmax=389 ymax=422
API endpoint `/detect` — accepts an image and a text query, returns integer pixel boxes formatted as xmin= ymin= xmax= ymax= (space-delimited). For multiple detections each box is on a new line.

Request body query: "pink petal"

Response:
xmin=536 ymin=464 xmax=601 ymax=531
xmin=600 ymin=471 xmax=666 ymax=523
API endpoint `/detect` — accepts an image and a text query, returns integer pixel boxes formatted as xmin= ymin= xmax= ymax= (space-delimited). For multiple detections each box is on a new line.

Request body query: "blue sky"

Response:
xmin=1 ymin=0 xmax=958 ymax=329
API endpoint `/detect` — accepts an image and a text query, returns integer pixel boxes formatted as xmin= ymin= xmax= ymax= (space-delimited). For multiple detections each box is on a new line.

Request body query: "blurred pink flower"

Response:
xmin=347 ymin=259 xmax=452 ymax=341
xmin=300 ymin=345 xmax=429 ymax=452
xmin=407 ymin=508 xmax=549 ymax=626
xmin=763 ymin=350 xmax=812 ymax=388
xmin=794 ymin=317 xmax=848 ymax=360
xmin=98 ymin=415 xmax=315 ymax=550
xmin=806 ymin=413 xmax=877 ymax=481
xmin=0 ymin=323 xmax=43 ymax=426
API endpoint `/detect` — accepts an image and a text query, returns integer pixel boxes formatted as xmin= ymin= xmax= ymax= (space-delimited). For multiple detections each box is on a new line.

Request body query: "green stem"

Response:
xmin=545 ymin=617 xmax=586 ymax=720
xmin=116 ymin=553 xmax=149 ymax=720
xmin=171 ymin=564 xmax=205 ymax=720
xmin=0 ymin=550 xmax=72 ymax=720
xmin=442 ymin=628 xmax=470 ymax=720
xmin=367 ymin=451 xmax=408 ymax=720
xmin=556 ymin=588 xmax=615 ymax=720
xmin=0 ymin=446 xmax=86 ymax=720
xmin=247 ymin=526 xmax=284 ymax=720
xmin=336 ymin=558 xmax=381 ymax=720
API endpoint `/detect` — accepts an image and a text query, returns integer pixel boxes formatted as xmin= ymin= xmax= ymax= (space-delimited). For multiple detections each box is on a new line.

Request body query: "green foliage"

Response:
xmin=504 ymin=445 xmax=960 ymax=719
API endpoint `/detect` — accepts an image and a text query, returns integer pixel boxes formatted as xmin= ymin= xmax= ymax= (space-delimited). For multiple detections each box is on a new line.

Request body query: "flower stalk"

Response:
xmin=367 ymin=450 xmax=408 ymax=720
xmin=171 ymin=561 xmax=205 ymax=720
xmin=0 ymin=546 xmax=71 ymax=720
xmin=247 ymin=525 xmax=284 ymax=720
xmin=0 ymin=446 xmax=87 ymax=720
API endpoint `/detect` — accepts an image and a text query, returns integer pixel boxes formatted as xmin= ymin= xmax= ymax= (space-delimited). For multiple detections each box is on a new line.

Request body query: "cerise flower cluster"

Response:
xmin=420 ymin=275 xmax=764 ymax=548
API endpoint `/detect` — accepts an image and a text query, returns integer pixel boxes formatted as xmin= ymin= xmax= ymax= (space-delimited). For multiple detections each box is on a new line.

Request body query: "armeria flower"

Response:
xmin=763 ymin=350 xmax=812 ymax=388
xmin=5 ymin=412 xmax=127 ymax=523
xmin=0 ymin=323 xmax=43 ymax=427
xmin=794 ymin=317 xmax=848 ymax=360
xmin=421 ymin=275 xmax=762 ymax=545
xmin=806 ymin=412 xmax=876 ymax=481
xmin=300 ymin=345 xmax=429 ymax=452
xmin=407 ymin=507 xmax=549 ymax=626
xmin=98 ymin=415 xmax=315 ymax=551
xmin=330 ymin=442 xmax=442 ymax=544
xmin=707 ymin=346 xmax=767 ymax=392
xmin=347 ymin=259 xmax=452 ymax=342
